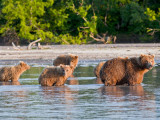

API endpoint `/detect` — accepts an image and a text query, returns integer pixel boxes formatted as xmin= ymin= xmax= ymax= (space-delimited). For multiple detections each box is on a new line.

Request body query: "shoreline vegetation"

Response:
xmin=0 ymin=1 xmax=159 ymax=45
xmin=0 ymin=44 xmax=160 ymax=65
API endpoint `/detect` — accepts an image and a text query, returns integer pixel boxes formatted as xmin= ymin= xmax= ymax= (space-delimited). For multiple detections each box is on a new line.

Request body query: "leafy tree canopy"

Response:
xmin=0 ymin=0 xmax=159 ymax=44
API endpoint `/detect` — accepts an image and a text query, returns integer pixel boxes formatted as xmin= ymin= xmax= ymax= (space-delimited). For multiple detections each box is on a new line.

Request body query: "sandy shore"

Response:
xmin=0 ymin=43 xmax=160 ymax=65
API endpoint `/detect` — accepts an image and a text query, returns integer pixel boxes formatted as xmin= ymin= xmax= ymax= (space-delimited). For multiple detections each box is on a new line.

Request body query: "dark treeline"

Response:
xmin=0 ymin=0 xmax=160 ymax=45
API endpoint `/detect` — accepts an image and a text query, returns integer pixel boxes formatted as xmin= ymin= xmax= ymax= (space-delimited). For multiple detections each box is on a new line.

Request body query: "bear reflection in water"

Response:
xmin=0 ymin=81 xmax=20 ymax=85
xmin=66 ymin=74 xmax=79 ymax=85
xmin=98 ymin=85 xmax=156 ymax=115
xmin=40 ymin=86 xmax=78 ymax=107
xmin=99 ymin=84 xmax=155 ymax=100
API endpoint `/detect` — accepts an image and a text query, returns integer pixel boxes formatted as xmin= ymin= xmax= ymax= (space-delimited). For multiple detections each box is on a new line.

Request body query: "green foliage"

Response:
xmin=144 ymin=8 xmax=160 ymax=36
xmin=51 ymin=32 xmax=86 ymax=44
xmin=120 ymin=2 xmax=147 ymax=34
xmin=0 ymin=0 xmax=159 ymax=44
xmin=145 ymin=8 xmax=156 ymax=21
xmin=1 ymin=0 xmax=54 ymax=42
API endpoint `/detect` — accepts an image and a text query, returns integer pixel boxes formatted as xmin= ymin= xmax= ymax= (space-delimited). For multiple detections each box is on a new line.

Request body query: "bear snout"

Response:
xmin=62 ymin=69 xmax=65 ymax=75
xmin=145 ymin=62 xmax=153 ymax=69
xmin=27 ymin=65 xmax=30 ymax=69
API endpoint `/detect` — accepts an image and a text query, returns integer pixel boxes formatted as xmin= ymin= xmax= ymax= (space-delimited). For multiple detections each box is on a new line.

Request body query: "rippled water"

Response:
xmin=0 ymin=62 xmax=160 ymax=119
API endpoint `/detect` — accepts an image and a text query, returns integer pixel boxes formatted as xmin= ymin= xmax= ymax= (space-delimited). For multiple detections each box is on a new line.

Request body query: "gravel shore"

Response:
xmin=0 ymin=43 xmax=160 ymax=65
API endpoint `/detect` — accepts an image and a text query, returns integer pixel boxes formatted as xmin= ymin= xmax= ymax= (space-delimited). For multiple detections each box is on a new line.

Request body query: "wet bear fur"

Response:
xmin=100 ymin=54 xmax=155 ymax=86
xmin=94 ymin=57 xmax=128 ymax=78
xmin=0 ymin=61 xmax=30 ymax=82
xmin=94 ymin=61 xmax=105 ymax=78
xmin=39 ymin=64 xmax=74 ymax=86
xmin=53 ymin=54 xmax=78 ymax=69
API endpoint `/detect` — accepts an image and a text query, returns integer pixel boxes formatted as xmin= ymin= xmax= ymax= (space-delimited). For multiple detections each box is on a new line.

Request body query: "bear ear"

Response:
xmin=140 ymin=54 xmax=145 ymax=57
xmin=19 ymin=61 xmax=24 ymax=65
xmin=75 ymin=56 xmax=78 ymax=59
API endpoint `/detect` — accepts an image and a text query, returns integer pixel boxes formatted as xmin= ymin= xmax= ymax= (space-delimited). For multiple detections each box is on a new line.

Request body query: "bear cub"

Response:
xmin=53 ymin=54 xmax=78 ymax=69
xmin=39 ymin=64 xmax=74 ymax=86
xmin=0 ymin=61 xmax=30 ymax=82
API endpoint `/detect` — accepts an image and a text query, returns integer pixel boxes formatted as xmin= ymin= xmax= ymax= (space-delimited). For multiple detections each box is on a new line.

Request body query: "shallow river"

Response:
xmin=0 ymin=61 xmax=160 ymax=119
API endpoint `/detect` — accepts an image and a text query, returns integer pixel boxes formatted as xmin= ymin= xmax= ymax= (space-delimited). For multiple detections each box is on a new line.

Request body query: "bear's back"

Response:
xmin=94 ymin=61 xmax=105 ymax=78
xmin=100 ymin=58 xmax=127 ymax=83
xmin=102 ymin=58 xmax=126 ymax=71
xmin=42 ymin=66 xmax=65 ymax=77
xmin=53 ymin=55 xmax=70 ymax=66
xmin=0 ymin=67 xmax=13 ymax=81
xmin=53 ymin=54 xmax=78 ymax=69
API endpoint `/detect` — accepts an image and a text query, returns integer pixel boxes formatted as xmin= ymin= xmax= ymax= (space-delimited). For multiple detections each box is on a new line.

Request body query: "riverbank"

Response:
xmin=0 ymin=43 xmax=160 ymax=65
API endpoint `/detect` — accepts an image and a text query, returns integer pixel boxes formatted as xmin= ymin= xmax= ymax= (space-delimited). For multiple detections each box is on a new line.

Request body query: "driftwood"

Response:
xmin=106 ymin=35 xmax=117 ymax=44
xmin=90 ymin=32 xmax=116 ymax=44
xmin=27 ymin=38 xmax=42 ymax=50
xmin=38 ymin=43 xmax=43 ymax=49
xmin=12 ymin=42 xmax=21 ymax=50
xmin=90 ymin=32 xmax=106 ymax=43
xmin=12 ymin=38 xmax=43 ymax=50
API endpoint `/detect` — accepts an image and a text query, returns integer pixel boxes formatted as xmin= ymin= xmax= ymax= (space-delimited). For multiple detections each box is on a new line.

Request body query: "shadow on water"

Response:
xmin=0 ymin=62 xmax=160 ymax=119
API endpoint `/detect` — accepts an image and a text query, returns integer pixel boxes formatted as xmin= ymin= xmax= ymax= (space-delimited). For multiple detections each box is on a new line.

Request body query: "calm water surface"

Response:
xmin=0 ymin=62 xmax=160 ymax=119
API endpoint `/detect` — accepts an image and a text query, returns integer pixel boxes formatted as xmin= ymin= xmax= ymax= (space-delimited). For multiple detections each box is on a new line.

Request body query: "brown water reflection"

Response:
xmin=98 ymin=84 xmax=156 ymax=116
xmin=40 ymin=85 xmax=78 ymax=101
xmin=67 ymin=75 xmax=79 ymax=85
xmin=0 ymin=81 xmax=20 ymax=85
xmin=99 ymin=84 xmax=155 ymax=99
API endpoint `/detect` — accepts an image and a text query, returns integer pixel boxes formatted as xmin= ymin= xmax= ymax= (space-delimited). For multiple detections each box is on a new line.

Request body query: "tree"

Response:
xmin=120 ymin=2 xmax=148 ymax=34
xmin=0 ymin=0 xmax=54 ymax=44
xmin=0 ymin=0 xmax=159 ymax=44
xmin=44 ymin=0 xmax=87 ymax=44
xmin=145 ymin=8 xmax=160 ymax=36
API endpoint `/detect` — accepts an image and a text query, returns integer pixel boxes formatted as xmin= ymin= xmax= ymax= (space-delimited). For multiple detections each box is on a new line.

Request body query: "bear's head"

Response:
xmin=60 ymin=64 xmax=74 ymax=78
xmin=69 ymin=55 xmax=78 ymax=68
xmin=140 ymin=54 xmax=155 ymax=70
xmin=19 ymin=61 xmax=30 ymax=70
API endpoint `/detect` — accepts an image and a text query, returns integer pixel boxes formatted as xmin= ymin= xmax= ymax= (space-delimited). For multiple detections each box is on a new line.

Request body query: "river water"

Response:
xmin=0 ymin=62 xmax=160 ymax=119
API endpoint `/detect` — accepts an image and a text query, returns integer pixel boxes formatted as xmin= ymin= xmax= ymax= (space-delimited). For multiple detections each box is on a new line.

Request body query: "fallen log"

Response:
xmin=27 ymin=38 xmax=42 ymax=50
xmin=12 ymin=42 xmax=21 ymax=50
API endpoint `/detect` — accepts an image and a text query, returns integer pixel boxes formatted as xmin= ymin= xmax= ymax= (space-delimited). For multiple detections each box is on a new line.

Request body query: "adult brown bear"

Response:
xmin=94 ymin=61 xmax=105 ymax=78
xmin=100 ymin=54 xmax=155 ymax=86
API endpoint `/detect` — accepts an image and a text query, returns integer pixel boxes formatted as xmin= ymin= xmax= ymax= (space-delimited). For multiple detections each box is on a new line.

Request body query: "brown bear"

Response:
xmin=100 ymin=54 xmax=155 ymax=86
xmin=38 ymin=64 xmax=74 ymax=86
xmin=53 ymin=54 xmax=78 ymax=69
xmin=0 ymin=61 xmax=30 ymax=82
xmin=94 ymin=61 xmax=105 ymax=78
xmin=94 ymin=57 xmax=128 ymax=78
